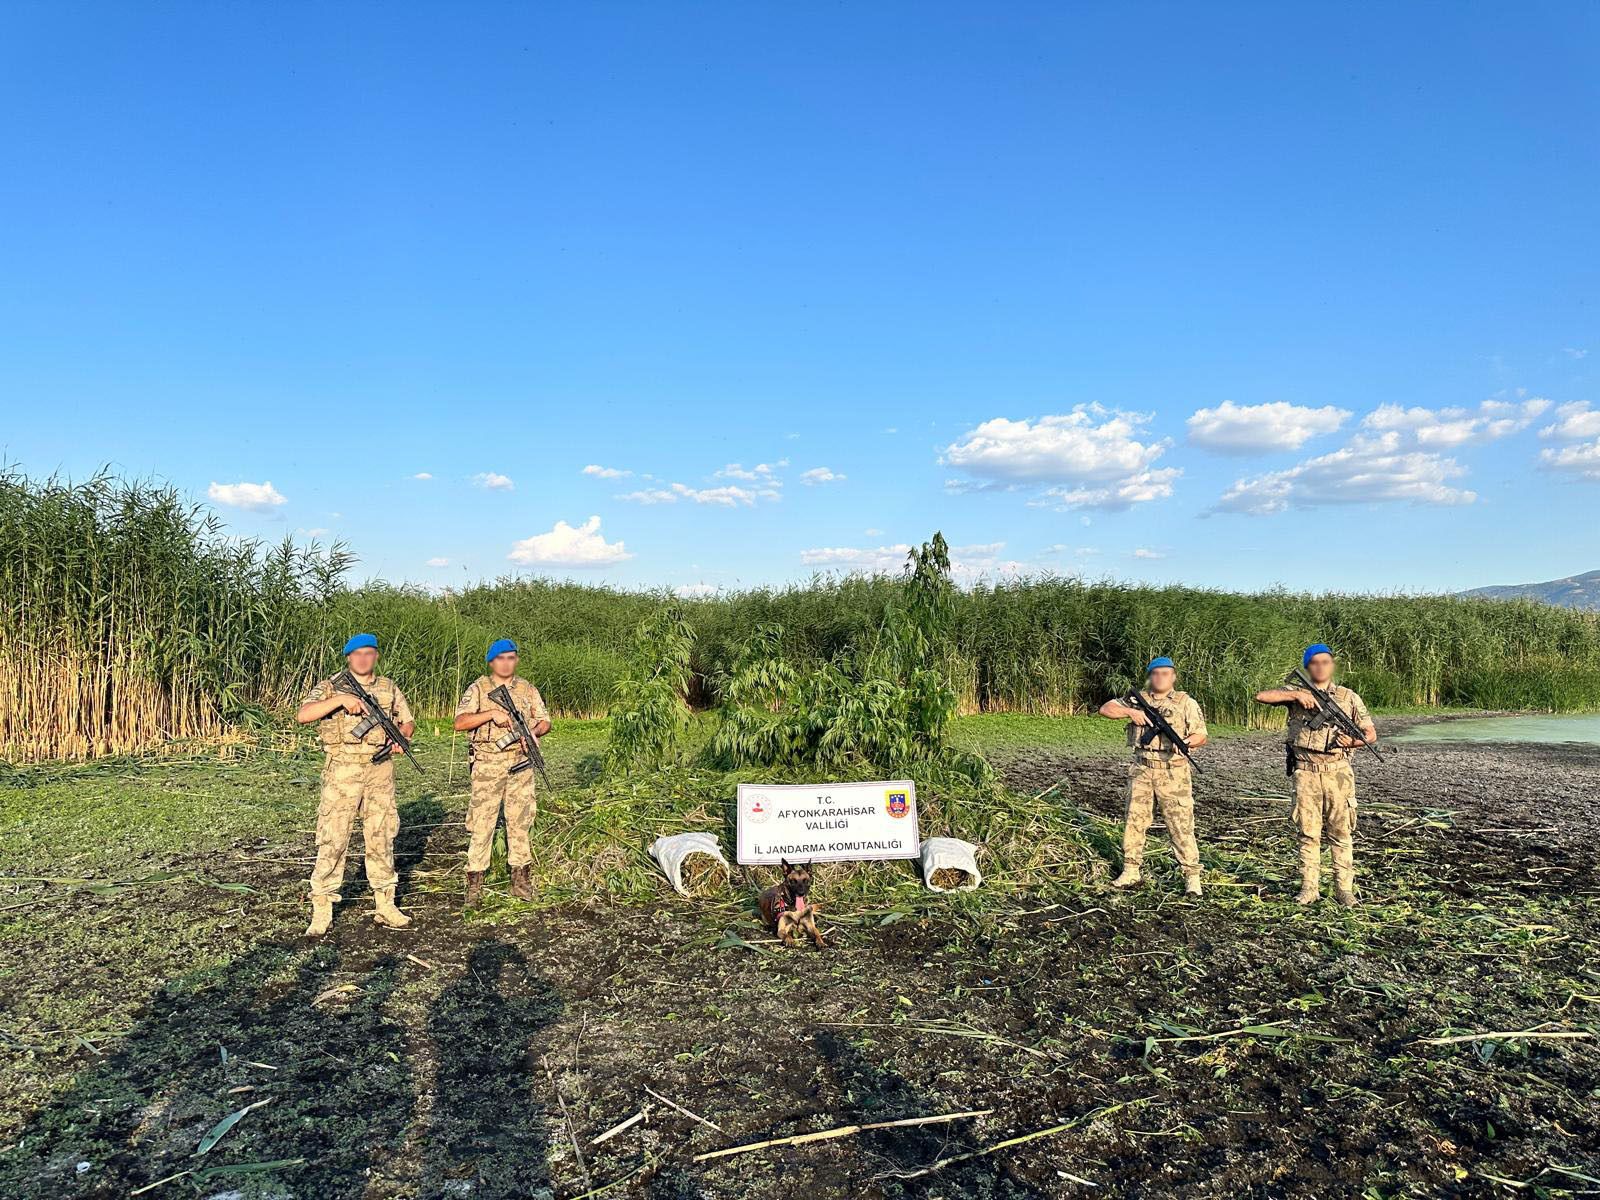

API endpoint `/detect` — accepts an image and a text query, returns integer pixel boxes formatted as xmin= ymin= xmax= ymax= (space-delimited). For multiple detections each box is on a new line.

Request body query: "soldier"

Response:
xmin=1098 ymin=656 xmax=1208 ymax=896
xmin=294 ymin=633 xmax=415 ymax=935
xmin=1255 ymin=643 xmax=1377 ymax=907
xmin=453 ymin=638 xmax=551 ymax=905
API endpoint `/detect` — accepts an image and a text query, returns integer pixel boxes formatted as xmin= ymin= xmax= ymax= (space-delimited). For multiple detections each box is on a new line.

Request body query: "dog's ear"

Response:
xmin=780 ymin=858 xmax=791 ymax=872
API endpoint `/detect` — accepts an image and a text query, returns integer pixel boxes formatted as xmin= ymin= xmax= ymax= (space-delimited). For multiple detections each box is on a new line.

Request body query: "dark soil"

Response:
xmin=3 ymin=730 xmax=1598 ymax=1198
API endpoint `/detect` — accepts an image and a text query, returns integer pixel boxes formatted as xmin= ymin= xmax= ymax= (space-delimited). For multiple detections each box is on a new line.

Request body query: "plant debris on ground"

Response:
xmin=1 ymin=715 xmax=1597 ymax=1198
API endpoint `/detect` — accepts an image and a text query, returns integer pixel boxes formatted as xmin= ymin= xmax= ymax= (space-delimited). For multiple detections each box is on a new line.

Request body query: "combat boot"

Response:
xmin=373 ymin=888 xmax=411 ymax=928
xmin=1183 ymin=875 xmax=1203 ymax=897
xmin=465 ymin=871 xmax=485 ymax=907
xmin=306 ymin=896 xmax=334 ymax=937
xmin=1296 ymin=873 xmax=1321 ymax=905
xmin=510 ymin=864 xmax=534 ymax=901
xmin=1334 ymin=870 xmax=1357 ymax=908
xmin=1111 ymin=868 xmax=1142 ymax=889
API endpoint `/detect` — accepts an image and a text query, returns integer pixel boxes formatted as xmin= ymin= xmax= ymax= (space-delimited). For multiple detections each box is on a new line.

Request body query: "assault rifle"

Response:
xmin=332 ymin=670 xmax=424 ymax=774
xmin=1286 ymin=667 xmax=1383 ymax=764
xmin=488 ymin=684 xmax=550 ymax=788
xmin=1123 ymin=691 xmax=1202 ymax=772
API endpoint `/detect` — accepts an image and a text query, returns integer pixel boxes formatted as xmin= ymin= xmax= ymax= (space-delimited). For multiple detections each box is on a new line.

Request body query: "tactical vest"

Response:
xmin=1127 ymin=689 xmax=1200 ymax=765
xmin=462 ymin=674 xmax=546 ymax=755
xmin=1285 ymin=684 xmax=1362 ymax=759
xmin=314 ymin=676 xmax=405 ymax=755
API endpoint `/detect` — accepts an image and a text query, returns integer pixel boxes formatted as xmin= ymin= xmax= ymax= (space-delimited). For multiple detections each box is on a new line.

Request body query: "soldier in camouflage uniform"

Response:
xmin=294 ymin=633 xmax=415 ymax=935
xmin=1098 ymin=657 xmax=1209 ymax=896
xmin=1255 ymin=642 xmax=1377 ymax=908
xmin=453 ymin=638 xmax=551 ymax=906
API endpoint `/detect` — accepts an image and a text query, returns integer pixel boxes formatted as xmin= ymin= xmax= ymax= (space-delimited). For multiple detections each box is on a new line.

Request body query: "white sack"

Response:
xmin=649 ymin=832 xmax=731 ymax=896
xmin=919 ymin=836 xmax=982 ymax=892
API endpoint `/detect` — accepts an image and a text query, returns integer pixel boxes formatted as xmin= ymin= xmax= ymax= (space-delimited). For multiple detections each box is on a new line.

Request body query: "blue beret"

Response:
xmin=486 ymin=638 xmax=518 ymax=663
xmin=1146 ymin=656 xmax=1175 ymax=672
xmin=342 ymin=633 xmax=378 ymax=655
xmin=1303 ymin=642 xmax=1333 ymax=667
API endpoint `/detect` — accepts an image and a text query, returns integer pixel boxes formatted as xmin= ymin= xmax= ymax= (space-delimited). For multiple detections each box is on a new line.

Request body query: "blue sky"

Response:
xmin=3 ymin=3 xmax=1597 ymax=596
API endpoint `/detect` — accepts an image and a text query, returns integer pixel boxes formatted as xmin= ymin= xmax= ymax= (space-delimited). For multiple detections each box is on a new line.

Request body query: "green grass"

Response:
xmin=948 ymin=712 xmax=1255 ymax=764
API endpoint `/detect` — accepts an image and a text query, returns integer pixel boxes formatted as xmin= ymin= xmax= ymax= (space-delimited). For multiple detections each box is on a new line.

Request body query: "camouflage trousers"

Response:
xmin=1292 ymin=760 xmax=1357 ymax=885
xmin=1123 ymin=760 xmax=1201 ymax=877
xmin=465 ymin=753 xmax=538 ymax=872
xmin=310 ymin=755 xmax=399 ymax=899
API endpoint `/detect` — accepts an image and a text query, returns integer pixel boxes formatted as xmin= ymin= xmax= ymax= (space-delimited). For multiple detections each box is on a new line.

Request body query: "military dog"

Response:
xmin=759 ymin=859 xmax=825 ymax=949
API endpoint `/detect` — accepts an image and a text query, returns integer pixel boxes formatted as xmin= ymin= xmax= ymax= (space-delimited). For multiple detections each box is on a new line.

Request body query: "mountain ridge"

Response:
xmin=1462 ymin=569 xmax=1600 ymax=610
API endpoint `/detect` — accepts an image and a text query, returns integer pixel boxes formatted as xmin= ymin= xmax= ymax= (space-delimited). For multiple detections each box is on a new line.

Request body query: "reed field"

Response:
xmin=4 ymin=466 xmax=1599 ymax=762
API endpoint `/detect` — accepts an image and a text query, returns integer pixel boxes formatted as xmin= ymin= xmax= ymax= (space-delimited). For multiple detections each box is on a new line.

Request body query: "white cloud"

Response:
xmin=295 ymin=527 xmax=331 ymax=539
xmin=1032 ymin=468 xmax=1182 ymax=512
xmin=1132 ymin=547 xmax=1165 ymax=560
xmin=1539 ymin=402 xmax=1600 ymax=442
xmin=674 ymin=582 xmax=719 ymax=598
xmin=863 ymin=527 xmax=884 ymax=537
xmin=944 ymin=407 xmax=1168 ymax=484
xmin=507 ymin=516 xmax=631 ymax=567
xmin=1213 ymin=395 xmax=1552 ymax=515
xmin=425 ymin=556 xmax=450 ymax=567
xmin=611 ymin=459 xmax=790 ymax=506
xmin=208 ymin=481 xmax=287 ymax=512
xmin=411 ymin=472 xmax=433 ymax=481
xmin=948 ymin=542 xmax=1029 ymax=583
xmin=473 ymin=472 xmax=515 ymax=491
xmin=716 ymin=460 xmax=787 ymax=482
xmin=1213 ymin=432 xmax=1476 ymax=515
xmin=1539 ymin=440 xmax=1600 ymax=481
xmin=617 ymin=482 xmax=765 ymax=507
xmin=801 ymin=544 xmax=912 ymax=573
xmin=1186 ymin=401 xmax=1350 ymax=454
xmin=1564 ymin=348 xmax=1588 ymax=360
xmin=800 ymin=541 xmax=1030 ymax=582
xmin=942 ymin=406 xmax=1177 ymax=510
xmin=1361 ymin=396 xmax=1549 ymax=448
xmin=800 ymin=467 xmax=846 ymax=485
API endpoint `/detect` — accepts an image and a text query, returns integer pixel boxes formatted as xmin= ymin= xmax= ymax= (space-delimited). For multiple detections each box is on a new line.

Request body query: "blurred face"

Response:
xmin=1306 ymin=653 xmax=1334 ymax=685
xmin=1148 ymin=666 xmax=1176 ymax=694
xmin=490 ymin=651 xmax=518 ymax=678
xmin=347 ymin=647 xmax=379 ymax=677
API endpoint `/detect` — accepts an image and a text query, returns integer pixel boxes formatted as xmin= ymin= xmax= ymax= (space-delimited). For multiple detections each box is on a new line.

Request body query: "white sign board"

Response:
xmin=736 ymin=780 xmax=920 ymax=865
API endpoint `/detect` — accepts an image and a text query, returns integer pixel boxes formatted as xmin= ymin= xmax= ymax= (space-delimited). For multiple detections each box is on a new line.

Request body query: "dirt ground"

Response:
xmin=3 ymin=724 xmax=1598 ymax=1198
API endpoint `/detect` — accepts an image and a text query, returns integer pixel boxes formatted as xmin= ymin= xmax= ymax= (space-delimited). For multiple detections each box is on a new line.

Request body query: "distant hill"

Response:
xmin=1463 ymin=570 xmax=1600 ymax=610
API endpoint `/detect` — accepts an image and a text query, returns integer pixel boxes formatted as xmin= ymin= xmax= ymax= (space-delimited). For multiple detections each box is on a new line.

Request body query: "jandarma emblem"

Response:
xmin=885 ymin=790 xmax=910 ymax=818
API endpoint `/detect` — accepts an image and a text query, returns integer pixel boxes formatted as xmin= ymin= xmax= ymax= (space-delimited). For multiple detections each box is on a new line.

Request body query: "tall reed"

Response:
xmin=0 ymin=469 xmax=345 ymax=758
